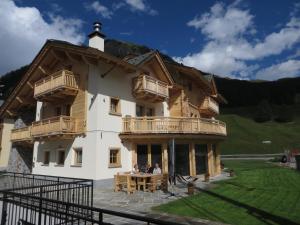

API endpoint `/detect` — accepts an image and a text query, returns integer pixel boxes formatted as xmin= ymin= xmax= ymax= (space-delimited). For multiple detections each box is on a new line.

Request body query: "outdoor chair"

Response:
xmin=146 ymin=175 xmax=163 ymax=192
xmin=176 ymin=174 xmax=198 ymax=184
xmin=114 ymin=173 xmax=136 ymax=194
xmin=137 ymin=177 xmax=147 ymax=191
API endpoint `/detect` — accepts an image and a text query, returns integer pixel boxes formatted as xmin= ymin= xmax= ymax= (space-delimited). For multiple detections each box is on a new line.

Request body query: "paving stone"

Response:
xmin=92 ymin=172 xmax=231 ymax=224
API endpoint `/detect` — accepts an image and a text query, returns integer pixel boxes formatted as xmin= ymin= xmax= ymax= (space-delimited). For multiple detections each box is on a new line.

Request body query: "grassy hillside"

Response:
xmin=218 ymin=113 xmax=300 ymax=154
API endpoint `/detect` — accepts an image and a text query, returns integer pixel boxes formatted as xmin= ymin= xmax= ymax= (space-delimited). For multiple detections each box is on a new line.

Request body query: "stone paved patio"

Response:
xmin=93 ymin=172 xmax=231 ymax=225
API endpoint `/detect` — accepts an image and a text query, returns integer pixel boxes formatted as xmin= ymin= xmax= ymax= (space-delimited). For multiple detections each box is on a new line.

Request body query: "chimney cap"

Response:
xmin=88 ymin=21 xmax=106 ymax=38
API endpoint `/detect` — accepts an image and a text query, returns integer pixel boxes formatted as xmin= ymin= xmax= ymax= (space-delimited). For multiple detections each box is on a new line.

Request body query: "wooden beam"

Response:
xmin=51 ymin=49 xmax=66 ymax=61
xmin=26 ymin=82 xmax=34 ymax=89
xmin=6 ymin=110 xmax=17 ymax=117
xmin=65 ymin=52 xmax=82 ymax=63
xmin=82 ymin=56 xmax=98 ymax=66
xmin=38 ymin=66 xmax=49 ymax=76
xmin=16 ymin=96 xmax=26 ymax=104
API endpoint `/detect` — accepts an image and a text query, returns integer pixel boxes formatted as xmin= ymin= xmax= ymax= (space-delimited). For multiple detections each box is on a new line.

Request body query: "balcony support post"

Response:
xmin=131 ymin=143 xmax=137 ymax=168
xmin=162 ymin=142 xmax=168 ymax=173
xmin=189 ymin=143 xmax=196 ymax=176
xmin=147 ymin=144 xmax=151 ymax=165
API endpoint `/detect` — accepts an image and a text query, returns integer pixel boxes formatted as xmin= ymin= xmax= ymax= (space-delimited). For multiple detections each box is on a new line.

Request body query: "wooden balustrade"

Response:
xmin=132 ymin=75 xmax=169 ymax=102
xmin=11 ymin=126 xmax=32 ymax=142
xmin=31 ymin=116 xmax=80 ymax=138
xmin=200 ymin=97 xmax=219 ymax=114
xmin=122 ymin=117 xmax=226 ymax=136
xmin=34 ymin=70 xmax=79 ymax=99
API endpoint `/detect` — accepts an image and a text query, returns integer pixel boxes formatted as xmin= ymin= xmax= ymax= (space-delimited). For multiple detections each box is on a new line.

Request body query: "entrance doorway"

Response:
xmin=136 ymin=144 xmax=162 ymax=172
xmin=195 ymin=144 xmax=208 ymax=174
xmin=151 ymin=144 xmax=162 ymax=167
xmin=175 ymin=144 xmax=189 ymax=176
xmin=137 ymin=144 xmax=147 ymax=170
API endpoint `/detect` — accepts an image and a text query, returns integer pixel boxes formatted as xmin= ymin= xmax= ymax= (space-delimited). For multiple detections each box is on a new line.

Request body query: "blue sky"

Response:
xmin=0 ymin=0 xmax=300 ymax=80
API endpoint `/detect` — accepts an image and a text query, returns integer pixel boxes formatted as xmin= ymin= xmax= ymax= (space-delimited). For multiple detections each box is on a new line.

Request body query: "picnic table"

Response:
xmin=114 ymin=172 xmax=167 ymax=194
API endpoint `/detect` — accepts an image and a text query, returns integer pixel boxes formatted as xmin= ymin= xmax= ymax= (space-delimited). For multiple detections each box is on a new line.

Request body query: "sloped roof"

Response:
xmin=126 ymin=51 xmax=154 ymax=66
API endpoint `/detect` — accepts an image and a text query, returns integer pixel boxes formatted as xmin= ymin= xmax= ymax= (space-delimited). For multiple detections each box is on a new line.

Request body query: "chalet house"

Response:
xmin=0 ymin=22 xmax=227 ymax=179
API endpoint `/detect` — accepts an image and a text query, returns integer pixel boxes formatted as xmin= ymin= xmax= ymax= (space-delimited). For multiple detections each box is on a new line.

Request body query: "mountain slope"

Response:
xmin=218 ymin=109 xmax=300 ymax=154
xmin=0 ymin=39 xmax=299 ymax=155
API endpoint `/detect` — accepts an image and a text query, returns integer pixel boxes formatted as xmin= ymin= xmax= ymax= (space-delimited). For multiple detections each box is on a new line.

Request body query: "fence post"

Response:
xmin=0 ymin=193 xmax=8 ymax=225
xmin=99 ymin=212 xmax=103 ymax=224
xmin=38 ymin=186 xmax=43 ymax=225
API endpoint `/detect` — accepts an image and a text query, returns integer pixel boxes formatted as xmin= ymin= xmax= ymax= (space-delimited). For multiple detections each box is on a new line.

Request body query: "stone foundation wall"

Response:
xmin=7 ymin=146 xmax=33 ymax=173
xmin=6 ymin=113 xmax=34 ymax=173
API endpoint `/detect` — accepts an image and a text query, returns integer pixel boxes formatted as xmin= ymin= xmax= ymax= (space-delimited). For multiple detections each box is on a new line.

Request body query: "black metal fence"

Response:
xmin=0 ymin=172 xmax=93 ymax=207
xmin=0 ymin=172 xmax=182 ymax=225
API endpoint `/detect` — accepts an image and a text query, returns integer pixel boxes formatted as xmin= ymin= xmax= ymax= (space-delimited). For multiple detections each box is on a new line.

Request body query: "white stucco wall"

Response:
xmin=32 ymin=59 xmax=170 ymax=180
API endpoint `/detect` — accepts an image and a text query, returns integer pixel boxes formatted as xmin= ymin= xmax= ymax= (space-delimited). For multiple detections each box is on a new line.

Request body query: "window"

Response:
xmin=55 ymin=106 xmax=62 ymax=116
xmin=109 ymin=97 xmax=121 ymax=115
xmin=136 ymin=105 xmax=144 ymax=117
xmin=109 ymin=148 xmax=121 ymax=168
xmin=73 ymin=148 xmax=82 ymax=166
xmin=146 ymin=107 xmax=154 ymax=116
xmin=56 ymin=150 xmax=65 ymax=166
xmin=43 ymin=151 xmax=50 ymax=165
xmin=65 ymin=104 xmax=71 ymax=116
xmin=136 ymin=104 xmax=154 ymax=117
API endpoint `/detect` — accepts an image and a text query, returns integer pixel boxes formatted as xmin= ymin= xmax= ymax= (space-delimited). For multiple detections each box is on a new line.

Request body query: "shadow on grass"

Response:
xmin=188 ymin=187 xmax=300 ymax=225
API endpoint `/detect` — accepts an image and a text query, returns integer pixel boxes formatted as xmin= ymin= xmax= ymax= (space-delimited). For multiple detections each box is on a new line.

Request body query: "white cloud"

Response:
xmin=114 ymin=0 xmax=158 ymax=16
xmin=256 ymin=60 xmax=300 ymax=80
xmin=84 ymin=1 xmax=113 ymax=19
xmin=0 ymin=0 xmax=84 ymax=75
xmin=175 ymin=1 xmax=300 ymax=79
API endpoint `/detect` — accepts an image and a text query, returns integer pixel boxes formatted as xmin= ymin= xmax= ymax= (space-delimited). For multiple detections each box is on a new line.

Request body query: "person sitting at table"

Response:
xmin=153 ymin=163 xmax=161 ymax=174
xmin=146 ymin=164 xmax=154 ymax=174
xmin=132 ymin=164 xmax=139 ymax=174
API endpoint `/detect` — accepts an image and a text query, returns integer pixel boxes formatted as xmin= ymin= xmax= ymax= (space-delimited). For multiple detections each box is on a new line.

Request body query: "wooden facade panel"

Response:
xmin=70 ymin=64 xmax=87 ymax=133
xmin=169 ymin=90 xmax=183 ymax=117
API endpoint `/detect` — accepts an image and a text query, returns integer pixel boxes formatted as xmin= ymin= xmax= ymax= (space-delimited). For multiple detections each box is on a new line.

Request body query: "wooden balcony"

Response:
xmin=122 ymin=117 xmax=226 ymax=136
xmin=34 ymin=70 xmax=79 ymax=101
xmin=200 ymin=97 xmax=219 ymax=115
xmin=31 ymin=116 xmax=82 ymax=140
xmin=132 ymin=75 xmax=169 ymax=102
xmin=11 ymin=126 xmax=32 ymax=143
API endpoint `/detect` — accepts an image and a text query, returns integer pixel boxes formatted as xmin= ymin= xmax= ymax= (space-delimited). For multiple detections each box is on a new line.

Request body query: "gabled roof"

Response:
xmin=165 ymin=62 xmax=213 ymax=93
xmin=126 ymin=51 xmax=174 ymax=85
xmin=0 ymin=39 xmax=138 ymax=118
xmin=126 ymin=51 xmax=154 ymax=66
xmin=203 ymin=74 xmax=228 ymax=104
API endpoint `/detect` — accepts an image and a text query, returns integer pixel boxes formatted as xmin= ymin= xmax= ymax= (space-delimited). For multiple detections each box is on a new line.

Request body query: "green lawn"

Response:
xmin=154 ymin=160 xmax=300 ymax=225
xmin=217 ymin=114 xmax=300 ymax=154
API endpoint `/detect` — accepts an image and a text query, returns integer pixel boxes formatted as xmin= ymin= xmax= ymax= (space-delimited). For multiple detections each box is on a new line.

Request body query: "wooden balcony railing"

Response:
xmin=11 ymin=126 xmax=32 ymax=142
xmin=133 ymin=75 xmax=169 ymax=102
xmin=34 ymin=70 xmax=79 ymax=99
xmin=200 ymin=97 xmax=219 ymax=114
xmin=122 ymin=117 xmax=226 ymax=136
xmin=31 ymin=116 xmax=81 ymax=138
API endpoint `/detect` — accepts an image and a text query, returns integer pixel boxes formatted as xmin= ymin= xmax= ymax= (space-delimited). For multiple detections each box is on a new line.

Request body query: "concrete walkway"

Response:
xmin=93 ymin=172 xmax=231 ymax=225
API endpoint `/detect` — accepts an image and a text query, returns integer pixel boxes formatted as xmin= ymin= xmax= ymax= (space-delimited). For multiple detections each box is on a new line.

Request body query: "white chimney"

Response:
xmin=88 ymin=21 xmax=105 ymax=52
